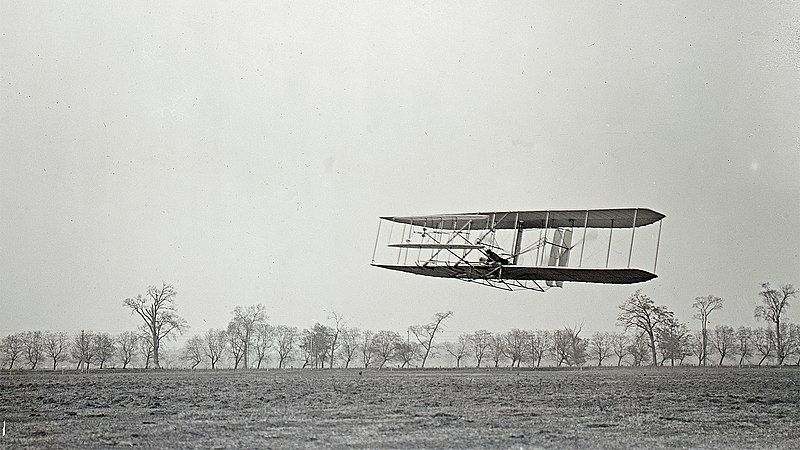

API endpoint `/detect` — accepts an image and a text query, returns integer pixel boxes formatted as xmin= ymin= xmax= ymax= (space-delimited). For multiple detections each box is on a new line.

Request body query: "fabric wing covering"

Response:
xmin=382 ymin=208 xmax=664 ymax=230
xmin=372 ymin=265 xmax=657 ymax=284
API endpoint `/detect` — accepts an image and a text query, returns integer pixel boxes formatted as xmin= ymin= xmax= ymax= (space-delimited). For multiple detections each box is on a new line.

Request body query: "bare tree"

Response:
xmin=92 ymin=333 xmax=116 ymax=369
xmin=409 ymin=311 xmax=453 ymax=368
xmin=790 ymin=324 xmax=800 ymax=365
xmin=327 ymin=312 xmax=344 ymax=368
xmin=1 ymin=333 xmax=25 ymax=370
xmin=299 ymin=330 xmax=313 ymax=368
xmin=337 ymin=327 xmax=361 ymax=368
xmin=562 ymin=326 xmax=587 ymax=367
xmin=617 ymin=290 xmax=673 ymax=366
xmin=692 ymin=295 xmax=724 ymax=366
xmin=526 ymin=330 xmax=550 ymax=368
xmin=44 ymin=331 xmax=69 ymax=370
xmin=182 ymin=336 xmax=204 ymax=369
xmin=754 ymin=283 xmax=797 ymax=365
xmin=784 ymin=323 xmax=800 ymax=364
xmin=470 ymin=329 xmax=491 ymax=368
xmin=690 ymin=332 xmax=704 ymax=366
xmin=117 ymin=331 xmax=138 ymax=369
xmin=657 ymin=318 xmax=692 ymax=366
xmin=551 ymin=329 xmax=570 ymax=367
xmin=360 ymin=329 xmax=376 ymax=368
xmin=589 ymin=332 xmax=613 ymax=366
xmin=736 ymin=327 xmax=753 ymax=366
xmin=23 ymin=331 xmax=45 ymax=370
xmin=202 ymin=328 xmax=227 ymax=369
xmin=395 ymin=341 xmax=420 ymax=368
xmin=627 ymin=332 xmax=649 ymax=366
xmin=373 ymin=330 xmax=402 ymax=369
xmin=252 ymin=323 xmax=273 ymax=369
xmin=71 ymin=330 xmax=94 ymax=371
xmin=299 ymin=324 xmax=333 ymax=369
xmin=752 ymin=327 xmax=775 ymax=366
xmin=314 ymin=323 xmax=334 ymax=368
xmin=504 ymin=329 xmax=527 ymax=368
xmin=610 ymin=333 xmax=630 ymax=366
xmin=227 ymin=325 xmax=246 ymax=369
xmin=138 ymin=331 xmax=153 ymax=368
xmin=488 ymin=333 xmax=506 ymax=367
xmin=711 ymin=325 xmax=736 ymax=366
xmin=123 ymin=283 xmax=187 ymax=368
xmin=227 ymin=304 xmax=268 ymax=369
xmin=443 ymin=334 xmax=470 ymax=368
xmin=275 ymin=325 xmax=298 ymax=368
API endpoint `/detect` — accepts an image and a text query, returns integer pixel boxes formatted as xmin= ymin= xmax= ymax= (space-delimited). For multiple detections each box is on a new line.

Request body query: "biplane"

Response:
xmin=371 ymin=208 xmax=664 ymax=291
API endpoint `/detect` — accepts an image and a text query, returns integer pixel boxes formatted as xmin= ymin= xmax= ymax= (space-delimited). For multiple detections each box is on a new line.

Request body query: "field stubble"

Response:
xmin=2 ymin=367 xmax=799 ymax=448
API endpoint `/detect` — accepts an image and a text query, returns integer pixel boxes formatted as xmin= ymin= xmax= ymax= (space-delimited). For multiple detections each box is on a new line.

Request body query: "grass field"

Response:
xmin=2 ymin=367 xmax=799 ymax=448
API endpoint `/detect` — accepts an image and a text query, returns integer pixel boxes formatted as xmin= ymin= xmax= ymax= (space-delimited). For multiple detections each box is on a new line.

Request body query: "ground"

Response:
xmin=2 ymin=367 xmax=799 ymax=448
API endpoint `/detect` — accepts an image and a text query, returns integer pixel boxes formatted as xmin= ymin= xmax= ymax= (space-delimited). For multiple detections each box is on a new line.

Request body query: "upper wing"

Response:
xmin=382 ymin=208 xmax=664 ymax=230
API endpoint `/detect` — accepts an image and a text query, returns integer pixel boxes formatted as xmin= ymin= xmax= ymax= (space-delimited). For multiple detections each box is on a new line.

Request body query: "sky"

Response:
xmin=2 ymin=1 xmax=799 ymax=343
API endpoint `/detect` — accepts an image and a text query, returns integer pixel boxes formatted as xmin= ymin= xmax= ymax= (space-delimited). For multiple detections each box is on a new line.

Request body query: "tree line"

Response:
xmin=1 ymin=282 xmax=797 ymax=370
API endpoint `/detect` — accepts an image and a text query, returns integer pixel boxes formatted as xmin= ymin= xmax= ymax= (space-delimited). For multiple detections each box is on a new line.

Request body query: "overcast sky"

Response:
xmin=2 ymin=1 xmax=799 ymax=341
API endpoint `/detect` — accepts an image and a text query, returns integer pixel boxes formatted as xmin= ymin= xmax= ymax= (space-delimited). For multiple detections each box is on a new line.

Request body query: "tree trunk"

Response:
xmin=243 ymin=339 xmax=249 ymax=369
xmin=53 ymin=358 xmax=57 ymax=371
xmin=775 ymin=319 xmax=781 ymax=365
xmin=152 ymin=330 xmax=160 ymax=369
xmin=701 ymin=326 xmax=707 ymax=367
xmin=648 ymin=331 xmax=657 ymax=366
